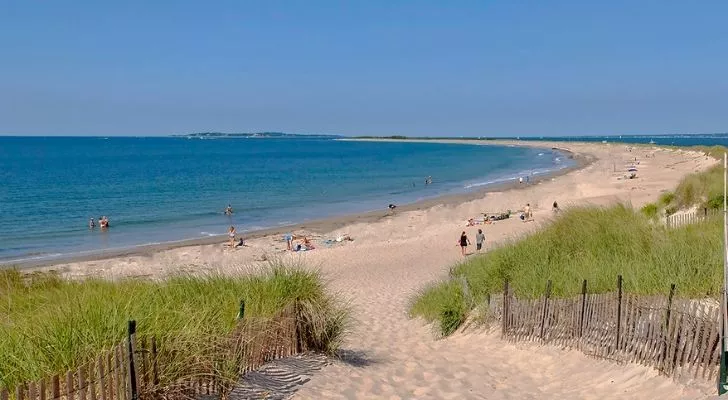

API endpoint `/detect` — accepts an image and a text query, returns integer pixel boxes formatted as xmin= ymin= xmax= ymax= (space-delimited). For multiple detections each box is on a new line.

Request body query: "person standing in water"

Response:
xmin=224 ymin=204 xmax=234 ymax=215
xmin=89 ymin=218 xmax=96 ymax=229
xmin=476 ymin=229 xmax=485 ymax=251
xmin=228 ymin=226 xmax=236 ymax=247
xmin=458 ymin=231 xmax=470 ymax=256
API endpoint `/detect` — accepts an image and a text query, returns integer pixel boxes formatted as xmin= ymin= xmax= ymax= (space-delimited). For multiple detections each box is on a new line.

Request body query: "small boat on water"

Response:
xmin=649 ymin=139 xmax=656 ymax=144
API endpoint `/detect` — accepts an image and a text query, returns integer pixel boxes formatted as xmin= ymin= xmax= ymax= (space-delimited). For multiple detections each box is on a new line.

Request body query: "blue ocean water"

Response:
xmin=0 ymin=137 xmax=570 ymax=263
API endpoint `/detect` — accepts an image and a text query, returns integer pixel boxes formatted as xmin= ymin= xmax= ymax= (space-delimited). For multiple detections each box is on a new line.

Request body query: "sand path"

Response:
xmin=43 ymin=141 xmax=718 ymax=399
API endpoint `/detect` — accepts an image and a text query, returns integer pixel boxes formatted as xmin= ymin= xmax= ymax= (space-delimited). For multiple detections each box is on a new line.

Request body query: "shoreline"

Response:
xmin=8 ymin=140 xmax=590 ymax=269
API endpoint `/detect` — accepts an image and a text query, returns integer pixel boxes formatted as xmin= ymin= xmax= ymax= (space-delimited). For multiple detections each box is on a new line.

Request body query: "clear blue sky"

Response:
xmin=1 ymin=1 xmax=726 ymax=137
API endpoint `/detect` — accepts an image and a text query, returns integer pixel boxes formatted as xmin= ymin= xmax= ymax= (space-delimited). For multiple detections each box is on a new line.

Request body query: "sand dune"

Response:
xmin=36 ymin=141 xmax=718 ymax=399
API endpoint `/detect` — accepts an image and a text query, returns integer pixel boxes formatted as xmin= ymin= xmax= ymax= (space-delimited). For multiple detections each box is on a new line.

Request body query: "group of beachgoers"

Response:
xmin=88 ymin=216 xmax=110 ymax=230
xmin=458 ymin=201 xmax=561 ymax=256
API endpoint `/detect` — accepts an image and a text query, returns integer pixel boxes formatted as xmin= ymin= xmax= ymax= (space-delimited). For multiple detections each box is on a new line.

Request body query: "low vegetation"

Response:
xmin=640 ymin=145 xmax=727 ymax=217
xmin=410 ymin=205 xmax=722 ymax=336
xmin=0 ymin=263 xmax=348 ymax=390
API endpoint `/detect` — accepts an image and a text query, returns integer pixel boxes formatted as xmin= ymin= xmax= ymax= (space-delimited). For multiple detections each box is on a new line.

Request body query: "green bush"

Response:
xmin=640 ymin=203 xmax=659 ymax=219
xmin=409 ymin=280 xmax=466 ymax=336
xmin=659 ymin=191 xmax=675 ymax=206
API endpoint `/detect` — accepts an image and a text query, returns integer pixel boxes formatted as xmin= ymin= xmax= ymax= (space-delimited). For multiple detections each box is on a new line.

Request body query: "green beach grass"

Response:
xmin=411 ymin=145 xmax=727 ymax=336
xmin=410 ymin=205 xmax=722 ymax=336
xmin=0 ymin=263 xmax=348 ymax=391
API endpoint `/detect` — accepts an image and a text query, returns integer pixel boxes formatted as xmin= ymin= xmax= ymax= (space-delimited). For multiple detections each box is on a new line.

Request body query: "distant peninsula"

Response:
xmin=174 ymin=132 xmax=342 ymax=139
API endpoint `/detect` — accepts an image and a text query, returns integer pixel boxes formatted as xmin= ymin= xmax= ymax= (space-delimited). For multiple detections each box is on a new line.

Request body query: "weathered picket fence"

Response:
xmin=666 ymin=207 xmax=720 ymax=228
xmin=482 ymin=277 xmax=720 ymax=382
xmin=1 ymin=303 xmax=303 ymax=400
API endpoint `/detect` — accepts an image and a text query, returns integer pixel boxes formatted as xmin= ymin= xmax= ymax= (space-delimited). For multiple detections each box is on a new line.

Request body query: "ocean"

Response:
xmin=0 ymin=137 xmax=571 ymax=264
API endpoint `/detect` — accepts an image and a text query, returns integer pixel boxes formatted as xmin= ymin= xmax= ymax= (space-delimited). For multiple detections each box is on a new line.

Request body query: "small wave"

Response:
xmin=464 ymin=176 xmax=517 ymax=189
xmin=199 ymin=231 xmax=219 ymax=237
xmin=538 ymin=153 xmax=544 ymax=156
xmin=0 ymin=253 xmax=63 ymax=264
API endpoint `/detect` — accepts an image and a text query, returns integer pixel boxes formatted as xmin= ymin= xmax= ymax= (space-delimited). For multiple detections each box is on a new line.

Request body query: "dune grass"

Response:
xmin=0 ymin=263 xmax=348 ymax=390
xmin=410 ymin=204 xmax=722 ymax=336
xmin=654 ymin=145 xmax=727 ymax=213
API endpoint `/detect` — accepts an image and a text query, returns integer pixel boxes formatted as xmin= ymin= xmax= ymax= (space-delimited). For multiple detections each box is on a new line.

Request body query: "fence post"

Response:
xmin=616 ymin=275 xmax=623 ymax=354
xmin=540 ymin=280 xmax=552 ymax=341
xmin=705 ymin=207 xmax=708 ymax=217
xmin=502 ymin=280 xmax=509 ymax=337
xmin=127 ymin=321 xmax=138 ymax=400
xmin=579 ymin=280 xmax=588 ymax=338
xmin=459 ymin=276 xmax=472 ymax=307
xmin=237 ymin=300 xmax=246 ymax=320
xmin=661 ymin=283 xmax=676 ymax=371
xmin=151 ymin=337 xmax=159 ymax=385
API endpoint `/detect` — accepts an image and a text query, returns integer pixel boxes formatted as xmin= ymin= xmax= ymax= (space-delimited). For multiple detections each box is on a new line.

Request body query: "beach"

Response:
xmin=24 ymin=140 xmax=718 ymax=399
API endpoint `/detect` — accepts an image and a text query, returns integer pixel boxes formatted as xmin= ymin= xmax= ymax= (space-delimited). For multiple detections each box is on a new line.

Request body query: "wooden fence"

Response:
xmin=481 ymin=277 xmax=720 ymax=382
xmin=666 ymin=207 xmax=720 ymax=228
xmin=1 ymin=303 xmax=303 ymax=400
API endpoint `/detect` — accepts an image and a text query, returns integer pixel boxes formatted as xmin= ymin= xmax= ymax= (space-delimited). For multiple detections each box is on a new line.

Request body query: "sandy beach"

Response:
xmin=26 ymin=140 xmax=718 ymax=399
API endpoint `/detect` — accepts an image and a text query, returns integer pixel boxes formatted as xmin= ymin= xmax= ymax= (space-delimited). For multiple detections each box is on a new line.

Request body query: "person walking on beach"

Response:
xmin=458 ymin=231 xmax=470 ymax=256
xmin=523 ymin=203 xmax=532 ymax=222
xmin=228 ymin=226 xmax=236 ymax=247
xmin=476 ymin=229 xmax=485 ymax=252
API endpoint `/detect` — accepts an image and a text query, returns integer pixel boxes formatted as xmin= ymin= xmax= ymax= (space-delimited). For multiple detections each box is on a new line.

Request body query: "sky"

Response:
xmin=1 ymin=1 xmax=727 ymax=137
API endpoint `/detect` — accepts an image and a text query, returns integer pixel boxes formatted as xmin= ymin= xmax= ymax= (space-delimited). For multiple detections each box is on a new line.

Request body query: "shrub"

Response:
xmin=659 ymin=192 xmax=675 ymax=206
xmin=640 ymin=203 xmax=659 ymax=219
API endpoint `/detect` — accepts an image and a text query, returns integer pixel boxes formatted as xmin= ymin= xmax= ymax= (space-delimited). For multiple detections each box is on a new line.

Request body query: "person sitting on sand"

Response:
xmin=234 ymin=237 xmax=244 ymax=248
xmin=458 ymin=231 xmax=470 ymax=256
xmin=228 ymin=226 xmax=236 ymax=247
xmin=552 ymin=201 xmax=559 ymax=213
xmin=467 ymin=218 xmax=476 ymax=227
xmin=303 ymin=237 xmax=315 ymax=250
xmin=388 ymin=204 xmax=397 ymax=214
